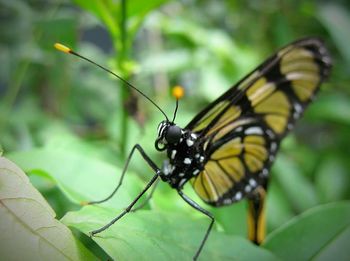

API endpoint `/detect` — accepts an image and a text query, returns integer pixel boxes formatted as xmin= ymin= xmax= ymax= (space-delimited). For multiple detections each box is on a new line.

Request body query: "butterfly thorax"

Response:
xmin=156 ymin=121 xmax=205 ymax=188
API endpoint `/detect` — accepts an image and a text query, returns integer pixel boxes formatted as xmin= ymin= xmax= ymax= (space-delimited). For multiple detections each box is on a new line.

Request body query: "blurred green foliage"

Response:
xmin=1 ymin=0 xmax=350 ymax=260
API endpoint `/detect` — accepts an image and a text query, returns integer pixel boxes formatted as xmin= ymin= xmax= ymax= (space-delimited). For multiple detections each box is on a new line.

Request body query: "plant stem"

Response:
xmin=0 ymin=4 xmax=60 ymax=135
xmin=119 ymin=0 xmax=129 ymax=158
xmin=0 ymin=61 xmax=29 ymax=133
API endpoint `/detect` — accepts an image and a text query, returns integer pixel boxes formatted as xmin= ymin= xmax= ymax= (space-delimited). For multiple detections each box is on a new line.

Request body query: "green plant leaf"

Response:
xmin=210 ymin=201 xmax=247 ymax=237
xmin=8 ymin=149 xmax=144 ymax=209
xmin=127 ymin=0 xmax=170 ymax=37
xmin=127 ymin=0 xmax=169 ymax=18
xmin=263 ymin=201 xmax=350 ymax=261
xmin=74 ymin=0 xmax=169 ymax=45
xmin=62 ymin=205 xmax=279 ymax=261
xmin=266 ymin=179 xmax=294 ymax=231
xmin=0 ymin=156 xmax=96 ymax=260
xmin=318 ymin=3 xmax=350 ymax=65
xmin=272 ymin=154 xmax=319 ymax=212
xmin=74 ymin=0 xmax=119 ymax=37
xmin=305 ymin=93 xmax=350 ymax=126
xmin=315 ymin=156 xmax=349 ymax=203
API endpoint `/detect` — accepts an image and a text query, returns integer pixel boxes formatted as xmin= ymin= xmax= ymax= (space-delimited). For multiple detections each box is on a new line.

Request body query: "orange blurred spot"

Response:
xmin=172 ymin=85 xmax=185 ymax=99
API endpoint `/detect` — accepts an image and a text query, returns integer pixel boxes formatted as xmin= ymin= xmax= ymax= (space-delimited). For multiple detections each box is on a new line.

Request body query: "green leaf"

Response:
xmin=8 ymin=149 xmax=144 ymax=209
xmin=127 ymin=0 xmax=170 ymax=36
xmin=318 ymin=3 xmax=350 ymax=65
xmin=272 ymin=154 xmax=319 ymax=212
xmin=263 ymin=201 xmax=350 ymax=261
xmin=128 ymin=0 xmax=169 ymax=18
xmin=315 ymin=156 xmax=349 ymax=203
xmin=266 ymin=179 xmax=294 ymax=231
xmin=73 ymin=0 xmax=119 ymax=37
xmin=211 ymin=201 xmax=247 ymax=237
xmin=0 ymin=156 xmax=96 ymax=260
xmin=73 ymin=0 xmax=169 ymax=44
xmin=62 ymin=206 xmax=279 ymax=261
xmin=306 ymin=93 xmax=350 ymax=125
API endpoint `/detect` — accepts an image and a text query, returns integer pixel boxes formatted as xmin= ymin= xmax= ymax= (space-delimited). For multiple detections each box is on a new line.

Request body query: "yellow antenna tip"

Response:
xmin=54 ymin=43 xmax=71 ymax=53
xmin=172 ymin=85 xmax=185 ymax=99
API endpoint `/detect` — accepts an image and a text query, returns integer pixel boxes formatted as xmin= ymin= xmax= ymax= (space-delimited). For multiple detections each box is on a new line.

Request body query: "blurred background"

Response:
xmin=1 ymin=0 xmax=350 ymax=259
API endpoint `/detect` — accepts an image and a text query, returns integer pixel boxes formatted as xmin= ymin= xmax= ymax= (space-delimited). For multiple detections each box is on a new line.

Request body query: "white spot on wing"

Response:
xmin=249 ymin=179 xmax=257 ymax=187
xmin=270 ymin=142 xmax=277 ymax=152
xmin=245 ymin=127 xmax=263 ymax=135
xmin=294 ymin=103 xmax=302 ymax=113
xmin=322 ymin=56 xmax=332 ymax=64
xmin=235 ymin=192 xmax=242 ymax=200
xmin=245 ymin=185 xmax=251 ymax=193
xmin=223 ymin=198 xmax=232 ymax=204
xmin=262 ymin=168 xmax=268 ymax=176
xmin=266 ymin=129 xmax=275 ymax=138
xmin=293 ymin=112 xmax=299 ymax=119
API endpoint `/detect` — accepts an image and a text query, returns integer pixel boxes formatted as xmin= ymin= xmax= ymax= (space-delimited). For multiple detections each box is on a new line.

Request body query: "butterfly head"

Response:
xmin=155 ymin=121 xmax=183 ymax=151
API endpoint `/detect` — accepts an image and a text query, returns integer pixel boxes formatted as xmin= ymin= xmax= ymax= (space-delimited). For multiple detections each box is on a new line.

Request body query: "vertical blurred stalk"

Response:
xmin=0 ymin=4 xmax=60 ymax=136
xmin=0 ymin=62 xmax=29 ymax=133
xmin=118 ymin=0 xmax=129 ymax=158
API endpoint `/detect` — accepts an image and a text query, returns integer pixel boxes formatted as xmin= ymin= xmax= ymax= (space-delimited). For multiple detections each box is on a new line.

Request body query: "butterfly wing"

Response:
xmin=189 ymin=38 xmax=332 ymax=206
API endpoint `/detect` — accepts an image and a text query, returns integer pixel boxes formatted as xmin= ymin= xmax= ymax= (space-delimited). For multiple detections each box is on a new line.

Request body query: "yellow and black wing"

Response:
xmin=189 ymin=38 xmax=331 ymax=206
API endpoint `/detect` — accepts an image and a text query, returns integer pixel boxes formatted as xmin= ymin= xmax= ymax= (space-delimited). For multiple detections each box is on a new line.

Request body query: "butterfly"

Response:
xmin=55 ymin=37 xmax=332 ymax=260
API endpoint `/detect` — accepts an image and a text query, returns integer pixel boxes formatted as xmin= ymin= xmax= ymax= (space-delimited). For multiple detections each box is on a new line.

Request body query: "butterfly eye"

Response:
xmin=165 ymin=125 xmax=182 ymax=144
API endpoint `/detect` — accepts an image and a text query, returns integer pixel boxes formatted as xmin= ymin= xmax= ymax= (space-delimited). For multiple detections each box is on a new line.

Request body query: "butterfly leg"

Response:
xmin=131 ymin=178 xmax=159 ymax=212
xmin=90 ymin=145 xmax=162 ymax=236
xmin=90 ymin=174 xmax=159 ymax=236
xmin=87 ymin=144 xmax=158 ymax=205
xmin=178 ymin=190 xmax=214 ymax=261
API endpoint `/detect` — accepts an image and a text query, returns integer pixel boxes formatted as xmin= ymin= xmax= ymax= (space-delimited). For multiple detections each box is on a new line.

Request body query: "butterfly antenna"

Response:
xmin=171 ymin=86 xmax=185 ymax=123
xmin=54 ymin=43 xmax=169 ymax=121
